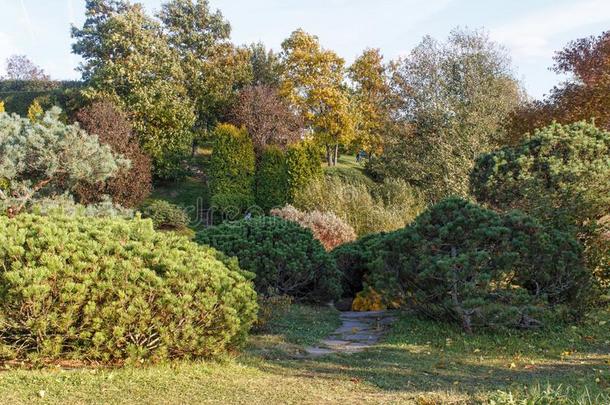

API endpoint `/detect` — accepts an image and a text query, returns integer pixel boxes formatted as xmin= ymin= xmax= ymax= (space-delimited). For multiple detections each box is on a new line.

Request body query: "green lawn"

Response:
xmin=1 ymin=305 xmax=608 ymax=404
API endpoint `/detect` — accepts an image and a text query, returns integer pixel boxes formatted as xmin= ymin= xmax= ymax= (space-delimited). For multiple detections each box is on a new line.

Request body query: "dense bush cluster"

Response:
xmin=74 ymin=101 xmax=152 ymax=208
xmin=285 ymin=141 xmax=323 ymax=200
xmin=293 ymin=175 xmax=424 ymax=236
xmin=271 ymin=204 xmax=356 ymax=250
xmin=336 ymin=198 xmax=591 ymax=331
xmin=0 ymin=108 xmax=128 ymax=216
xmin=471 ymin=121 xmax=610 ymax=287
xmin=0 ymin=214 xmax=257 ymax=363
xmin=196 ymin=216 xmax=341 ymax=302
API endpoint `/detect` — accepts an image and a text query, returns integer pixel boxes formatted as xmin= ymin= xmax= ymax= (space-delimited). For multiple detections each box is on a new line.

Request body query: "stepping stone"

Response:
xmin=319 ymin=339 xmax=352 ymax=347
xmin=303 ymin=346 xmax=335 ymax=357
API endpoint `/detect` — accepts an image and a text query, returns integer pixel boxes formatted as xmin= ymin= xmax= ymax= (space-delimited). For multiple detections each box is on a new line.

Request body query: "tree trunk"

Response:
xmin=333 ymin=143 xmax=339 ymax=166
xmin=450 ymin=245 xmax=473 ymax=334
xmin=325 ymin=145 xmax=332 ymax=166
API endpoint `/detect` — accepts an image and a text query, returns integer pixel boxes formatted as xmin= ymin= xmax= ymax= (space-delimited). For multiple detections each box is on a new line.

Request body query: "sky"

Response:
xmin=0 ymin=0 xmax=609 ymax=99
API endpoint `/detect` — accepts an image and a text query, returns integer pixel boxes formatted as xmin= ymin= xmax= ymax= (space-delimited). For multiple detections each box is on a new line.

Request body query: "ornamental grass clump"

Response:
xmin=0 ymin=214 xmax=257 ymax=363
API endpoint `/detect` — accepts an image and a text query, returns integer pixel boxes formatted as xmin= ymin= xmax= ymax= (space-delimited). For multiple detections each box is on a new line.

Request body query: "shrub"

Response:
xmin=0 ymin=214 xmax=257 ymax=363
xmin=255 ymin=146 xmax=289 ymax=212
xmin=209 ymin=123 xmax=255 ymax=200
xmin=141 ymin=199 xmax=190 ymax=230
xmin=471 ymin=121 xmax=610 ymax=288
xmin=368 ymin=198 xmax=591 ymax=332
xmin=73 ymin=101 xmax=152 ymax=208
xmin=331 ymin=232 xmax=387 ymax=298
xmin=0 ymin=108 xmax=128 ymax=216
xmin=271 ymin=205 xmax=356 ymax=250
xmin=210 ymin=193 xmax=257 ymax=222
xmin=196 ymin=216 xmax=341 ymax=302
xmin=285 ymin=141 xmax=323 ymax=200
xmin=293 ymin=175 xmax=424 ymax=236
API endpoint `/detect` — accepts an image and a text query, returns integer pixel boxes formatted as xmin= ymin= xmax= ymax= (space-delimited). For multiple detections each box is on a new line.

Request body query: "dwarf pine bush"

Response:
xmin=196 ymin=216 xmax=341 ymax=302
xmin=0 ymin=214 xmax=257 ymax=363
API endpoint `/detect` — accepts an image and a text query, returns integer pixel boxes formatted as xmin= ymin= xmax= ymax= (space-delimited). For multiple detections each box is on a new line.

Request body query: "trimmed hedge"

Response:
xmin=209 ymin=124 xmax=255 ymax=201
xmin=0 ymin=214 xmax=257 ymax=363
xmin=286 ymin=141 xmax=323 ymax=200
xmin=196 ymin=216 xmax=341 ymax=302
xmin=255 ymin=146 xmax=289 ymax=212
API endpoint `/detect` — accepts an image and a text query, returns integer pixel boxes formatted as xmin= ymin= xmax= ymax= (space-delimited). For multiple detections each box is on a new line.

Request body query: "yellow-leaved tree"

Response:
xmin=279 ymin=29 xmax=353 ymax=166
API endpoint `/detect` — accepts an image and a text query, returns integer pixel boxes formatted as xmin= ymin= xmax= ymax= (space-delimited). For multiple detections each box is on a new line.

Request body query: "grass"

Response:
xmin=1 ymin=305 xmax=608 ymax=404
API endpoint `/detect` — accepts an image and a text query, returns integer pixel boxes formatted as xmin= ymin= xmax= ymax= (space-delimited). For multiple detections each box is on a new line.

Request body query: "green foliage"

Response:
xmin=471 ymin=121 xmax=610 ymax=287
xmin=209 ymin=124 xmax=255 ymax=196
xmin=0 ymin=213 xmax=257 ymax=363
xmin=293 ymin=175 xmax=424 ymax=236
xmin=0 ymin=107 xmax=128 ymax=215
xmin=255 ymin=146 xmax=289 ymax=212
xmin=331 ymin=232 xmax=386 ymax=298
xmin=72 ymin=2 xmax=196 ymax=179
xmin=210 ymin=192 xmax=256 ymax=221
xmin=285 ymin=140 xmax=323 ymax=200
xmin=371 ymin=29 xmax=521 ymax=202
xmin=196 ymin=216 xmax=341 ymax=302
xmin=141 ymin=199 xmax=190 ymax=230
xmin=368 ymin=198 xmax=591 ymax=331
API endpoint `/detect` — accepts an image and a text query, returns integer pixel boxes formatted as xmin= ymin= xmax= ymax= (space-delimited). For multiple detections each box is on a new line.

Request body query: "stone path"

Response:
xmin=304 ymin=310 xmax=396 ymax=357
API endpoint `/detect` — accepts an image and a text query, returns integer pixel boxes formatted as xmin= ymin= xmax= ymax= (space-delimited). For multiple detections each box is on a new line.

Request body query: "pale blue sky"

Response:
xmin=1 ymin=0 xmax=609 ymax=98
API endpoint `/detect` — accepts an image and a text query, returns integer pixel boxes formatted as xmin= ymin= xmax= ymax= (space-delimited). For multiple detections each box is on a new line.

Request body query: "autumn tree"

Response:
xmin=74 ymin=101 xmax=152 ymax=208
xmin=72 ymin=1 xmax=196 ymax=179
xmin=4 ymin=54 xmax=50 ymax=82
xmin=348 ymin=48 xmax=393 ymax=159
xmin=280 ymin=29 xmax=353 ymax=166
xmin=372 ymin=29 xmax=521 ymax=202
xmin=506 ymin=30 xmax=610 ymax=143
xmin=229 ymin=84 xmax=302 ymax=153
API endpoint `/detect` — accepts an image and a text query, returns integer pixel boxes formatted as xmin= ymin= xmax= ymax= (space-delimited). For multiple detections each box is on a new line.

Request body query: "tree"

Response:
xmin=229 ymin=85 xmax=302 ymax=153
xmin=158 ymin=0 xmax=252 ymax=136
xmin=471 ymin=121 xmax=610 ymax=287
xmin=249 ymin=42 xmax=282 ymax=87
xmin=506 ymin=30 xmax=610 ymax=143
xmin=4 ymin=54 xmax=50 ymax=82
xmin=0 ymin=101 xmax=4 ymax=113
xmin=280 ymin=29 xmax=353 ymax=166
xmin=0 ymin=107 xmax=128 ymax=216
xmin=348 ymin=48 xmax=393 ymax=159
xmin=74 ymin=101 xmax=152 ymax=208
xmin=372 ymin=29 xmax=521 ymax=202
xmin=72 ymin=1 xmax=196 ymax=179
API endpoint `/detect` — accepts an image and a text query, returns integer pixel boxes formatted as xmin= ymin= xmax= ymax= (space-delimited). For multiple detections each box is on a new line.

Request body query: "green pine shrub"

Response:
xmin=209 ymin=123 xmax=255 ymax=204
xmin=285 ymin=141 xmax=323 ymax=200
xmin=347 ymin=198 xmax=591 ymax=331
xmin=331 ymin=232 xmax=386 ymax=298
xmin=196 ymin=216 xmax=341 ymax=302
xmin=0 ymin=214 xmax=257 ymax=363
xmin=210 ymin=193 xmax=257 ymax=222
xmin=141 ymin=199 xmax=190 ymax=230
xmin=255 ymin=146 xmax=289 ymax=212
xmin=471 ymin=121 xmax=610 ymax=288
